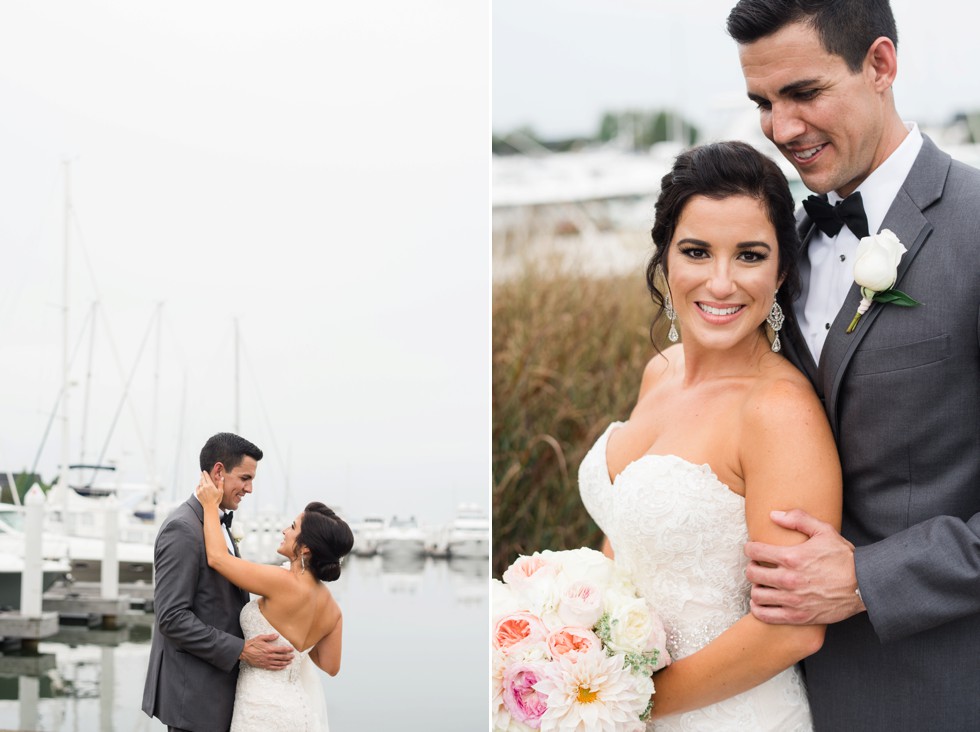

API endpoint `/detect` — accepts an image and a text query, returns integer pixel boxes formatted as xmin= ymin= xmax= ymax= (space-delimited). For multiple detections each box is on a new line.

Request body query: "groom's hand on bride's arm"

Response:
xmin=240 ymin=632 xmax=294 ymax=671
xmin=743 ymin=509 xmax=867 ymax=626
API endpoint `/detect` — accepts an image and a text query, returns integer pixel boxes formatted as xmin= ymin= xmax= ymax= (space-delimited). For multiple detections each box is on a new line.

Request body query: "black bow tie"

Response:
xmin=221 ymin=511 xmax=234 ymax=528
xmin=802 ymin=192 xmax=870 ymax=239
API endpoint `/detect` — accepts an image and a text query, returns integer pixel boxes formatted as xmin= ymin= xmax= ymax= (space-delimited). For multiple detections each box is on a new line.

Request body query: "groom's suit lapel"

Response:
xmin=817 ymin=137 xmax=947 ymax=440
xmin=782 ymin=219 xmax=820 ymax=390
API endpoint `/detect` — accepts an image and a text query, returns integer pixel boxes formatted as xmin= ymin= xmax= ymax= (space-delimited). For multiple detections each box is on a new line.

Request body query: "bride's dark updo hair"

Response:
xmin=296 ymin=502 xmax=354 ymax=582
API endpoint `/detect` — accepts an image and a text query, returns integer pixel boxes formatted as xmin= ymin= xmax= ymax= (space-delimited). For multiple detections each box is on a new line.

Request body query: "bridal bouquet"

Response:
xmin=492 ymin=548 xmax=670 ymax=732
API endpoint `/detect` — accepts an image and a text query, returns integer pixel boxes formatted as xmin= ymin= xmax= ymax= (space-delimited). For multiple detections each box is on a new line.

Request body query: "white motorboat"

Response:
xmin=41 ymin=475 xmax=159 ymax=583
xmin=2 ymin=474 xmax=159 ymax=584
xmin=0 ymin=504 xmax=71 ymax=609
xmin=350 ymin=516 xmax=386 ymax=557
xmin=376 ymin=516 xmax=426 ymax=559
xmin=445 ymin=503 xmax=489 ymax=558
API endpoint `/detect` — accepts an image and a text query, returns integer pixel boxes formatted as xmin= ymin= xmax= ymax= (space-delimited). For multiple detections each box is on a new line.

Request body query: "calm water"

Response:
xmin=0 ymin=554 xmax=488 ymax=731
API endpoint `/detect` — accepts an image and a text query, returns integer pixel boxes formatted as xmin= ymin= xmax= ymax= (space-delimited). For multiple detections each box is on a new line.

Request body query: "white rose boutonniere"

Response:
xmin=230 ymin=523 xmax=245 ymax=546
xmin=846 ymin=229 xmax=921 ymax=333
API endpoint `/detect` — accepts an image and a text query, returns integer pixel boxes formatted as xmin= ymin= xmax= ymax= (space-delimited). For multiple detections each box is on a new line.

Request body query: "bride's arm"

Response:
xmin=649 ymin=377 xmax=842 ymax=718
xmin=309 ymin=612 xmax=343 ymax=676
xmin=195 ymin=473 xmax=293 ymax=599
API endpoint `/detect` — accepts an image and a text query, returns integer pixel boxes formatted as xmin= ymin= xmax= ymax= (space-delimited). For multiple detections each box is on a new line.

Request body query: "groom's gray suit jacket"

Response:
xmin=780 ymin=136 xmax=980 ymax=731
xmin=142 ymin=496 xmax=249 ymax=731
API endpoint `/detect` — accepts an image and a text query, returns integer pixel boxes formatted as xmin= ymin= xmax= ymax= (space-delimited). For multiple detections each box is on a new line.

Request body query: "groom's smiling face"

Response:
xmin=738 ymin=20 xmax=892 ymax=197
xmin=217 ymin=456 xmax=258 ymax=510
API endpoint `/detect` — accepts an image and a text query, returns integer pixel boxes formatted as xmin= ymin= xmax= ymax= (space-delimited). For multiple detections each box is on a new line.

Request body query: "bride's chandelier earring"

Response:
xmin=767 ymin=291 xmax=785 ymax=353
xmin=300 ymin=554 xmax=307 ymax=575
xmin=664 ymin=291 xmax=679 ymax=343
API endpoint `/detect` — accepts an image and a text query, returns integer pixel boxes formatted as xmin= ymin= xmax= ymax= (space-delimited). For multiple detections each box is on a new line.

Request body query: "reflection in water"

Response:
xmin=379 ymin=552 xmax=426 ymax=595
xmin=0 ymin=625 xmax=164 ymax=732
xmin=0 ymin=557 xmax=487 ymax=731
xmin=447 ymin=556 xmax=489 ymax=605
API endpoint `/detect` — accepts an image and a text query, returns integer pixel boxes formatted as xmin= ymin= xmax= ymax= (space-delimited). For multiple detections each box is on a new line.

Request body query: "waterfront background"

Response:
xmin=0 ymin=0 xmax=488 ymax=532
xmin=0 ymin=2 xmax=490 ymax=727
xmin=0 ymin=554 xmax=486 ymax=731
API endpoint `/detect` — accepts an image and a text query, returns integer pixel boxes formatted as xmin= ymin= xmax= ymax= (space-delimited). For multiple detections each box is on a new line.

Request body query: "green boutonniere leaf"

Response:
xmin=872 ymin=289 xmax=921 ymax=307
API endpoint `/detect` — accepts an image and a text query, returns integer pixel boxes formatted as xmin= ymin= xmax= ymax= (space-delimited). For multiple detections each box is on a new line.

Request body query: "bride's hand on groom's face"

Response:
xmin=196 ymin=471 xmax=223 ymax=507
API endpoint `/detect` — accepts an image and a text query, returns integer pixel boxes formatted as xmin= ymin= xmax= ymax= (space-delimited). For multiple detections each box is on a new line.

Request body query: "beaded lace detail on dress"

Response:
xmin=230 ymin=598 xmax=328 ymax=732
xmin=579 ymin=422 xmax=812 ymax=731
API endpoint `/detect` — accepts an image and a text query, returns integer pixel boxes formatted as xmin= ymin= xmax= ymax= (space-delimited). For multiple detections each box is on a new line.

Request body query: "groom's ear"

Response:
xmin=211 ymin=463 xmax=225 ymax=482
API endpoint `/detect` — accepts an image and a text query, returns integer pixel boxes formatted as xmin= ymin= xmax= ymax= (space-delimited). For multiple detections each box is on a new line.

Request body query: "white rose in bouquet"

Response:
xmin=605 ymin=596 xmax=658 ymax=654
xmin=545 ymin=546 xmax=615 ymax=588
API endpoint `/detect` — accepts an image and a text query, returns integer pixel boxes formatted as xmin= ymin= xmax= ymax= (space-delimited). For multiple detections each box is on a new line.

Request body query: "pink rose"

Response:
xmin=546 ymin=626 xmax=602 ymax=663
xmin=502 ymin=554 xmax=558 ymax=590
xmin=556 ymin=580 xmax=603 ymax=629
xmin=494 ymin=612 xmax=549 ymax=654
xmin=502 ymin=662 xmax=549 ymax=728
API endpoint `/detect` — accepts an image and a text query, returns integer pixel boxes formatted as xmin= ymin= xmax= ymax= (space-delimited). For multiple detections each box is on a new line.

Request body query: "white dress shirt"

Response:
xmin=798 ymin=123 xmax=923 ymax=361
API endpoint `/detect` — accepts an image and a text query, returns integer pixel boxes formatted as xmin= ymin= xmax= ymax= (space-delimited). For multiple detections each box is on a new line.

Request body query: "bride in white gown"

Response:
xmin=581 ymin=141 xmax=842 ymax=729
xmin=196 ymin=476 xmax=353 ymax=731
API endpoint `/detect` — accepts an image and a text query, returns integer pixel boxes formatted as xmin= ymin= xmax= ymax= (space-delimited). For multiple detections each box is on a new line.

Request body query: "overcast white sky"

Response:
xmin=0 ymin=1 xmax=489 ymax=525
xmin=493 ymin=0 xmax=978 ymax=140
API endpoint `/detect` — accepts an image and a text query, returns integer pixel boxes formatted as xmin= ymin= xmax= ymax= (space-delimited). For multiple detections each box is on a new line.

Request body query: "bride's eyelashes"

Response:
xmin=737 ymin=249 xmax=770 ymax=263
xmin=678 ymin=244 xmax=710 ymax=259
xmin=676 ymin=244 xmax=772 ymax=263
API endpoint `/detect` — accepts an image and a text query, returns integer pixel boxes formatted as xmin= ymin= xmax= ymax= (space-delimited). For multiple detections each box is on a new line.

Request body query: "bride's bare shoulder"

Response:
xmin=744 ymin=360 xmax=827 ymax=434
xmin=638 ymin=345 xmax=681 ymax=399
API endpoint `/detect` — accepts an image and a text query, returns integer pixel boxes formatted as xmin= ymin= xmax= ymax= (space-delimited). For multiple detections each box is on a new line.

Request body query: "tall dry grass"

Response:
xmin=492 ymin=267 xmax=669 ymax=578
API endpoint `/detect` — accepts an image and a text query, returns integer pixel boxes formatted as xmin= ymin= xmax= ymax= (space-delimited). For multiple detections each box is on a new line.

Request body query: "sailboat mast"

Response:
xmin=150 ymin=302 xmax=162 ymax=499
xmin=79 ymin=301 xmax=97 ymax=466
xmin=234 ymin=317 xmax=240 ymax=434
xmin=58 ymin=160 xmax=72 ymax=503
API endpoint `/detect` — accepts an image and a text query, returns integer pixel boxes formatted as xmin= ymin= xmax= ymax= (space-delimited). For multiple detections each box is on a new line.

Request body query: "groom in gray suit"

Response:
xmin=142 ymin=432 xmax=293 ymax=731
xmin=727 ymin=1 xmax=980 ymax=729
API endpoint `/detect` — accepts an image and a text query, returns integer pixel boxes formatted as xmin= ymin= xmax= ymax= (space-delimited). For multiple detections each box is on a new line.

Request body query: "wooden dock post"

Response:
xmin=101 ymin=493 xmax=120 ymax=628
xmin=21 ymin=484 xmax=44 ymax=616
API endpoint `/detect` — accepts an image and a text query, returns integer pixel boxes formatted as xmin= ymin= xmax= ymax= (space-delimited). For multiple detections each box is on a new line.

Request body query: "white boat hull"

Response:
xmin=377 ymin=538 xmax=426 ymax=558
xmin=447 ymin=537 xmax=489 ymax=558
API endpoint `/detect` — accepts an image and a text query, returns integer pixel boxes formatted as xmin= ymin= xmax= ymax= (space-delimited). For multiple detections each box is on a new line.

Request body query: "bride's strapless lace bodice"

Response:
xmin=231 ymin=599 xmax=328 ymax=732
xmin=579 ymin=422 xmax=811 ymax=731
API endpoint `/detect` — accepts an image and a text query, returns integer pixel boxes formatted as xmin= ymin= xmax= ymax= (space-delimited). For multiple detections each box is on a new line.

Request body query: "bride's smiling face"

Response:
xmin=665 ymin=194 xmax=781 ymax=351
xmin=277 ymin=512 xmax=305 ymax=559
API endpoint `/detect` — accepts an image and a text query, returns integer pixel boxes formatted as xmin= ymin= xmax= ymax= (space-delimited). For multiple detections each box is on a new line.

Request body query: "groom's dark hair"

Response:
xmin=726 ymin=0 xmax=898 ymax=72
xmin=199 ymin=432 xmax=263 ymax=472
